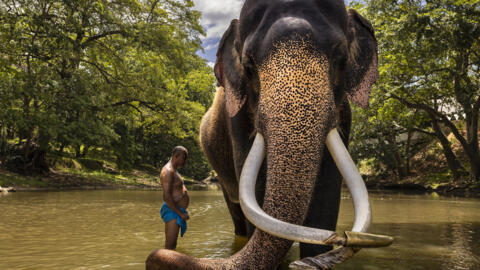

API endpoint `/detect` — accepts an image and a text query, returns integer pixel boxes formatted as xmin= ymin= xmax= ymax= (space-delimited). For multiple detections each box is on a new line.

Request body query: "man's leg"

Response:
xmin=164 ymin=220 xmax=180 ymax=250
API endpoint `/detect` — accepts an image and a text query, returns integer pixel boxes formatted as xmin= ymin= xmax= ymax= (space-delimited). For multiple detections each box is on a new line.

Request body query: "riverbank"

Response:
xmin=357 ymin=131 xmax=480 ymax=198
xmin=1 ymin=167 xmax=478 ymax=197
xmin=0 ymin=168 xmax=216 ymax=192
xmin=365 ymin=177 xmax=480 ymax=197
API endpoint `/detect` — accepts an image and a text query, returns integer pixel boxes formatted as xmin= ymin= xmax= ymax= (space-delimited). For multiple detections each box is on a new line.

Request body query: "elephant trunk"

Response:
xmin=146 ymin=40 xmax=335 ymax=270
xmin=236 ymin=39 xmax=336 ymax=267
xmin=257 ymin=40 xmax=335 ymax=231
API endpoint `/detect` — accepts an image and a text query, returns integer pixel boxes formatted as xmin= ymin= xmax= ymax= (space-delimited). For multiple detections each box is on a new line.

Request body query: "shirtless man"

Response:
xmin=159 ymin=146 xmax=190 ymax=250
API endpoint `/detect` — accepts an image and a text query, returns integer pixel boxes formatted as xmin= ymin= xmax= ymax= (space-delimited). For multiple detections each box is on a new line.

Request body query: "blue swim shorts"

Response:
xmin=160 ymin=202 xmax=188 ymax=237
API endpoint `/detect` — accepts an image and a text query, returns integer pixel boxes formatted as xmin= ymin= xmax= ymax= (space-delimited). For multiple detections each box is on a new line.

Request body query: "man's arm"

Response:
xmin=162 ymin=172 xmax=189 ymax=221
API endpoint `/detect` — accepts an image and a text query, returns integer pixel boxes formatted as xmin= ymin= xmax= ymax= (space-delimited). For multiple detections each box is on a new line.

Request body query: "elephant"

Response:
xmin=146 ymin=0 xmax=392 ymax=269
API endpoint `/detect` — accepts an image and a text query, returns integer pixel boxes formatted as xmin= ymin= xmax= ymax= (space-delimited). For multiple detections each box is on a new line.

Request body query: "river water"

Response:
xmin=1 ymin=190 xmax=479 ymax=270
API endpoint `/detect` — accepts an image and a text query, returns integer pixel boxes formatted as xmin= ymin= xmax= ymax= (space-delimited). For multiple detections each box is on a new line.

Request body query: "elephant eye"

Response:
xmin=329 ymin=43 xmax=348 ymax=90
xmin=332 ymin=43 xmax=348 ymax=70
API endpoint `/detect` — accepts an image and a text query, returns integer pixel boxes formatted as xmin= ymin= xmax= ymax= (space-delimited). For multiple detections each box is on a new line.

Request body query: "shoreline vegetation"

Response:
xmin=0 ymin=168 xmax=220 ymax=192
xmin=0 ymin=155 xmax=221 ymax=192
xmin=1 ymin=157 xmax=478 ymax=197
xmin=1 ymin=124 xmax=479 ymax=197
xmin=1 ymin=169 xmax=478 ymax=197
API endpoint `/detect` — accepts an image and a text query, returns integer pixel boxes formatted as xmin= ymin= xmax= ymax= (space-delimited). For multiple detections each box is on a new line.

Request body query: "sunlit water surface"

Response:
xmin=1 ymin=190 xmax=480 ymax=269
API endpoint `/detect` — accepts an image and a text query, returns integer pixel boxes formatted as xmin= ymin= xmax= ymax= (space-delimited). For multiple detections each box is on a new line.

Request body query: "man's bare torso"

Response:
xmin=160 ymin=162 xmax=189 ymax=209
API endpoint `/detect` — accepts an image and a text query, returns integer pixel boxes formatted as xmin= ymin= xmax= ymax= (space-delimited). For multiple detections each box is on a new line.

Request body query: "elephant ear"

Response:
xmin=345 ymin=9 xmax=378 ymax=109
xmin=214 ymin=19 xmax=247 ymax=117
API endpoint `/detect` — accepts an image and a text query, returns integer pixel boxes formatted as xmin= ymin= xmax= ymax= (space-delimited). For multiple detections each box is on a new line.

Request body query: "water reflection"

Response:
xmin=442 ymin=222 xmax=480 ymax=270
xmin=0 ymin=190 xmax=479 ymax=269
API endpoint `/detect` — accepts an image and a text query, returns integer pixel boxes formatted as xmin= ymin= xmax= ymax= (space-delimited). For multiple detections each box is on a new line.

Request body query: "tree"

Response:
xmin=0 ymin=0 xmax=215 ymax=177
xmin=350 ymin=88 xmax=435 ymax=179
xmin=355 ymin=0 xmax=480 ymax=183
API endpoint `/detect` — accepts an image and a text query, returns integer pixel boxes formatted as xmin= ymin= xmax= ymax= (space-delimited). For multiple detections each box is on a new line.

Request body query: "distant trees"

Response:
xmin=0 ymin=0 xmax=215 ymax=179
xmin=350 ymin=0 xmax=480 ymax=184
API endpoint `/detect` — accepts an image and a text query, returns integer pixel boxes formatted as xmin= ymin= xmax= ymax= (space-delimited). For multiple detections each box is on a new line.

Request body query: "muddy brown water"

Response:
xmin=1 ymin=190 xmax=479 ymax=269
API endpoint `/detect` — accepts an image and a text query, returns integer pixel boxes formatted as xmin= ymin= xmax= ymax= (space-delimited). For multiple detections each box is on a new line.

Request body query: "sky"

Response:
xmin=192 ymin=0 xmax=352 ymax=66
xmin=192 ymin=0 xmax=245 ymax=67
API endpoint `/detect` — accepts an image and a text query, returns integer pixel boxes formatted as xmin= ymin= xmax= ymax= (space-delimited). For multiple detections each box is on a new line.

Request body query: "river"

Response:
xmin=1 ymin=190 xmax=479 ymax=269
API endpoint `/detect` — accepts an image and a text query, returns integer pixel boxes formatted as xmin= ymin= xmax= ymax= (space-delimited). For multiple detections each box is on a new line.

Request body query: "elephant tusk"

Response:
xmin=239 ymin=133 xmax=340 ymax=245
xmin=325 ymin=128 xmax=370 ymax=233
xmin=290 ymin=129 xmax=393 ymax=269
xmin=239 ymin=130 xmax=393 ymax=248
xmin=326 ymin=129 xmax=392 ymax=245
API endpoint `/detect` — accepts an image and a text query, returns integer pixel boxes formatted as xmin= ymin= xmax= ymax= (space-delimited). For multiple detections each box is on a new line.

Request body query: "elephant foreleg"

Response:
xmin=300 ymin=148 xmax=343 ymax=258
xmin=200 ymin=88 xmax=248 ymax=237
xmin=221 ymin=185 xmax=248 ymax=236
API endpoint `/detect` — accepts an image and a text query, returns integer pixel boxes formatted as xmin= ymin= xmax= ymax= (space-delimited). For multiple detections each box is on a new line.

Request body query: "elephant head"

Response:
xmin=147 ymin=0 xmax=391 ymax=269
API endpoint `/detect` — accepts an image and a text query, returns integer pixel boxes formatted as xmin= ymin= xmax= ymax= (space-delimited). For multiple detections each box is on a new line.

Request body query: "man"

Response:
xmin=159 ymin=146 xmax=190 ymax=250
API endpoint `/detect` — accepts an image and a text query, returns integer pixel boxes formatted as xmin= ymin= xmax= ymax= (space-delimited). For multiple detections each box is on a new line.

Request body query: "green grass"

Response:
xmin=59 ymin=167 xmax=161 ymax=187
xmin=1 ymin=151 xmax=202 ymax=189
xmin=0 ymin=167 xmax=162 ymax=189
xmin=0 ymin=171 xmax=48 ymax=188
xmin=423 ymin=170 xmax=452 ymax=185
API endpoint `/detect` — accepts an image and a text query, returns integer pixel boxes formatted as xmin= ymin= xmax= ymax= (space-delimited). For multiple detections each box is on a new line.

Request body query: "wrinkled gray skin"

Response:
xmin=146 ymin=0 xmax=378 ymax=269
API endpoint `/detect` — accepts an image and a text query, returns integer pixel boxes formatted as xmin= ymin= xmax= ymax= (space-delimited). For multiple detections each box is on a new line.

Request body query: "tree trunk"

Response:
xmin=23 ymin=148 xmax=49 ymax=175
xmin=7 ymin=124 xmax=14 ymax=139
xmin=468 ymin=157 xmax=480 ymax=182
xmin=452 ymin=53 xmax=480 ymax=183
xmin=431 ymin=119 xmax=466 ymax=180
xmin=75 ymin=144 xmax=82 ymax=158
xmin=58 ymin=144 xmax=65 ymax=155
xmin=385 ymin=134 xmax=407 ymax=178
xmin=464 ymin=105 xmax=480 ymax=182
xmin=0 ymin=122 xmax=5 ymax=155
xmin=464 ymin=127 xmax=480 ymax=182
xmin=81 ymin=145 xmax=89 ymax=157
xmin=405 ymin=127 xmax=413 ymax=175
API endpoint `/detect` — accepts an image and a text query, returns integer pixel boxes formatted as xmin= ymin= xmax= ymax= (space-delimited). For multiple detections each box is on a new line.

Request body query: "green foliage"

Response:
xmin=0 ymin=0 xmax=216 ymax=179
xmin=350 ymin=0 xmax=480 ymax=182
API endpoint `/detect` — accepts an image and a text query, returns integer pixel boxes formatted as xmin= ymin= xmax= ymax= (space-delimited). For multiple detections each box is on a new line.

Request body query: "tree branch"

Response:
xmin=114 ymin=102 xmax=144 ymax=118
xmin=80 ymin=59 xmax=113 ymax=84
xmin=109 ymin=99 xmax=159 ymax=112
xmin=390 ymin=93 xmax=470 ymax=150
xmin=147 ymin=0 xmax=160 ymax=22
xmin=410 ymin=127 xmax=436 ymax=137
xmin=81 ymin=30 xmax=125 ymax=48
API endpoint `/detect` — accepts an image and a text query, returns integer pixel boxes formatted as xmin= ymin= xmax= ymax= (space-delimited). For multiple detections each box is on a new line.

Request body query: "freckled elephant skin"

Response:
xmin=146 ymin=0 xmax=379 ymax=269
xmin=258 ymin=40 xmax=335 ymax=228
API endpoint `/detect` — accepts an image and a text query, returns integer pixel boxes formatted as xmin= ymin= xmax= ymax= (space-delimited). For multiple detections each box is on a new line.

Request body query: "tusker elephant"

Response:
xmin=146 ymin=0 xmax=392 ymax=269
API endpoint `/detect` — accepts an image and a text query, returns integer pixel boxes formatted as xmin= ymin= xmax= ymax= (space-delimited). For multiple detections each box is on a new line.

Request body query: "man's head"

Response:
xmin=171 ymin=146 xmax=188 ymax=168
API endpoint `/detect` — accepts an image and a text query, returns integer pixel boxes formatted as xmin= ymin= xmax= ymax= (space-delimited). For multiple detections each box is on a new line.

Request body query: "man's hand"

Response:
xmin=180 ymin=213 xmax=190 ymax=221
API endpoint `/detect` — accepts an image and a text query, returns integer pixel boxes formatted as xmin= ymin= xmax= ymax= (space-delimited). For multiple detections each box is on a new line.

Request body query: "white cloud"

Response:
xmin=207 ymin=62 xmax=215 ymax=68
xmin=193 ymin=0 xmax=245 ymax=40
xmin=204 ymin=41 xmax=220 ymax=51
